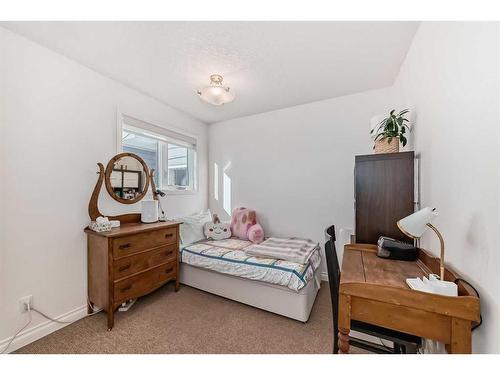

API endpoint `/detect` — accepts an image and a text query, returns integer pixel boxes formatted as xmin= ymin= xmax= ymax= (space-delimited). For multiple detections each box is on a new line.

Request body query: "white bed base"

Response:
xmin=179 ymin=263 xmax=321 ymax=322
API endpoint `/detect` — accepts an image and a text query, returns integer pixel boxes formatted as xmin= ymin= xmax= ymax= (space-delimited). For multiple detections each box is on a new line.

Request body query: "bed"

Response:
xmin=179 ymin=238 xmax=322 ymax=322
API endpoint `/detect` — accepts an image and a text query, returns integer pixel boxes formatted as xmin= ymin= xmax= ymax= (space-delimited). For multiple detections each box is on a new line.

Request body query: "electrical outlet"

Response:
xmin=19 ymin=295 xmax=33 ymax=313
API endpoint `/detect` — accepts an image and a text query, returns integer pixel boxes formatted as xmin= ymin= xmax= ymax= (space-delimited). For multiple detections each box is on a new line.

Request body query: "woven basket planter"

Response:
xmin=374 ymin=138 xmax=399 ymax=154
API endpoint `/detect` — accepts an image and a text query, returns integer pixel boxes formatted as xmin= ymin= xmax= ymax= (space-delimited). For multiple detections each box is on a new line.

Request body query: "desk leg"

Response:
xmin=450 ymin=318 xmax=471 ymax=354
xmin=338 ymin=328 xmax=350 ymax=354
xmin=338 ymin=294 xmax=351 ymax=354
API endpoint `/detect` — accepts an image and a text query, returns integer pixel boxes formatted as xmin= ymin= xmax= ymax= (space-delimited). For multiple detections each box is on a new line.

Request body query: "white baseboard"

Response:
xmin=0 ymin=305 xmax=88 ymax=354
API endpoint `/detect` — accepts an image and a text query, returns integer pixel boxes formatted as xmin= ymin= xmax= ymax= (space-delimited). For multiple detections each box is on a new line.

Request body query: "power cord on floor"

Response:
xmin=0 ymin=299 xmax=103 ymax=354
xmin=1 ymin=304 xmax=33 ymax=354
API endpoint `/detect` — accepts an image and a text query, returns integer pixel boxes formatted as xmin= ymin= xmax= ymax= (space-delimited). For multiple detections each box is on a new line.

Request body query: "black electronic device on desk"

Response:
xmin=377 ymin=236 xmax=418 ymax=261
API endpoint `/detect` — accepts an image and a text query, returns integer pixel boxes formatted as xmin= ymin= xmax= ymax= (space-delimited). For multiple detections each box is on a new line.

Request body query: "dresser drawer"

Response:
xmin=112 ymin=226 xmax=177 ymax=258
xmin=113 ymin=244 xmax=177 ymax=280
xmin=114 ymin=261 xmax=177 ymax=304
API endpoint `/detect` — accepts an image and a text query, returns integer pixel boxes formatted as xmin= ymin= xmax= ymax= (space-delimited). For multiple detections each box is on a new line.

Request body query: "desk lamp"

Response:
xmin=397 ymin=207 xmax=445 ymax=280
xmin=156 ymin=189 xmax=167 ymax=221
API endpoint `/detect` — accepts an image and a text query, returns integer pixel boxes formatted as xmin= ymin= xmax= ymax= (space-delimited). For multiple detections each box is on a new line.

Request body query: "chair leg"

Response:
xmin=333 ymin=323 xmax=339 ymax=354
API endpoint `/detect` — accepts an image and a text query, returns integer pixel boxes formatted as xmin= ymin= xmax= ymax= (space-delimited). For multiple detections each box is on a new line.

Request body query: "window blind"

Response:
xmin=121 ymin=114 xmax=197 ymax=148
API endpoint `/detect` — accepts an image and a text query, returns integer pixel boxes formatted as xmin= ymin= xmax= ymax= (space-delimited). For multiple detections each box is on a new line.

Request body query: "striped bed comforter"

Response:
xmin=180 ymin=238 xmax=322 ymax=291
xmin=244 ymin=237 xmax=319 ymax=265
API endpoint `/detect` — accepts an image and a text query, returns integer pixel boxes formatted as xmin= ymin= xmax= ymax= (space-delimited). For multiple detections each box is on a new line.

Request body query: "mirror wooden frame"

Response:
xmin=104 ymin=152 xmax=150 ymax=205
xmin=88 ymin=153 xmax=159 ymax=224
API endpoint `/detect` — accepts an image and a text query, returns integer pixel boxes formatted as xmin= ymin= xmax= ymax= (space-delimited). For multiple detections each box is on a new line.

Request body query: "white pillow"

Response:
xmin=172 ymin=210 xmax=212 ymax=246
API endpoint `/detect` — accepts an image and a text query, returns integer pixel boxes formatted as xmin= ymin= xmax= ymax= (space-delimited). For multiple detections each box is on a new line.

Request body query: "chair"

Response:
xmin=324 ymin=225 xmax=421 ymax=354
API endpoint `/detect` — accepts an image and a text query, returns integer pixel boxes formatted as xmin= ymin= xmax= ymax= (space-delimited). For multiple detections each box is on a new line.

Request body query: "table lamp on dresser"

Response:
xmin=397 ymin=207 xmax=446 ymax=280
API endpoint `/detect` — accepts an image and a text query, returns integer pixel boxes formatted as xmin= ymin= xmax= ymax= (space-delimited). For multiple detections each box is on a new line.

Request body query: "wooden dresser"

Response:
xmin=85 ymin=221 xmax=181 ymax=330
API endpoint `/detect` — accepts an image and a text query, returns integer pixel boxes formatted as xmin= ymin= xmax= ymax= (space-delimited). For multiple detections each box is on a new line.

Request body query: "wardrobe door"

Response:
xmin=355 ymin=151 xmax=414 ymax=244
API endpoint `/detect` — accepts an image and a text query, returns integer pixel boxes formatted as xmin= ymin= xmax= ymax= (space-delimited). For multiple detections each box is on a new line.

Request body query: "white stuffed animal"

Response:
xmin=204 ymin=214 xmax=231 ymax=240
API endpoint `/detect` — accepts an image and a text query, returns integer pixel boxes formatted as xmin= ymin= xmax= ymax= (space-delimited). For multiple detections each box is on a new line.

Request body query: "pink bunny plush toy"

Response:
xmin=230 ymin=207 xmax=265 ymax=244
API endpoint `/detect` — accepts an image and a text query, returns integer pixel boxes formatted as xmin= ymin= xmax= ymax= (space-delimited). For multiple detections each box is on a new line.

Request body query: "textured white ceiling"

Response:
xmin=1 ymin=22 xmax=418 ymax=124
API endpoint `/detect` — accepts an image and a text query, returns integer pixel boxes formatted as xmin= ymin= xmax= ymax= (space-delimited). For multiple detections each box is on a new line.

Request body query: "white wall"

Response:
xmin=208 ymin=87 xmax=394 ymax=275
xmin=392 ymin=22 xmax=500 ymax=353
xmin=2 ymin=21 xmax=498 ymax=354
xmin=0 ymin=27 xmax=208 ymax=351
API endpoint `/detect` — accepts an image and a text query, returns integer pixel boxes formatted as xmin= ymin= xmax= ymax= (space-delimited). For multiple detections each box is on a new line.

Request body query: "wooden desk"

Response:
xmin=339 ymin=244 xmax=480 ymax=354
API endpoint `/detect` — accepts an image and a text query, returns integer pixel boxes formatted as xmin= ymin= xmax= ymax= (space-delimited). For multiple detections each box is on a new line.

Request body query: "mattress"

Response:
xmin=180 ymin=238 xmax=322 ymax=291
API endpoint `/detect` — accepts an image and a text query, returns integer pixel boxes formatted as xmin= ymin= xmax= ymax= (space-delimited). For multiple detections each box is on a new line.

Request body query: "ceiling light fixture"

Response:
xmin=197 ymin=74 xmax=235 ymax=106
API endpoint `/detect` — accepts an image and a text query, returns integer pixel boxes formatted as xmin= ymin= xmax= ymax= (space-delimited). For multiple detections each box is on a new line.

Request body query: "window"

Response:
xmin=120 ymin=114 xmax=197 ymax=192
xmin=213 ymin=163 xmax=219 ymax=200
xmin=223 ymin=172 xmax=231 ymax=215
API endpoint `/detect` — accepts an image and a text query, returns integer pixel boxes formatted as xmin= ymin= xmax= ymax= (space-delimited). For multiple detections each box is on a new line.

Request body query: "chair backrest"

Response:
xmin=324 ymin=225 xmax=340 ymax=353
xmin=324 ymin=225 xmax=340 ymax=293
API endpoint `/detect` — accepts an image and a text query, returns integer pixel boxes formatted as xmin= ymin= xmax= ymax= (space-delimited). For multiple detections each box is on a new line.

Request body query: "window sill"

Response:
xmin=162 ymin=189 xmax=198 ymax=196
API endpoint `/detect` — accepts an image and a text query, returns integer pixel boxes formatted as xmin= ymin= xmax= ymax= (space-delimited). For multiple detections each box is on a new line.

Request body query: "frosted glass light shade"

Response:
xmin=397 ymin=207 xmax=438 ymax=238
xmin=197 ymin=74 xmax=235 ymax=106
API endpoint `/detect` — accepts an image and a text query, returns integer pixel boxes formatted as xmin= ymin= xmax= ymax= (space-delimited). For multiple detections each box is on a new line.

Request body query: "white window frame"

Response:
xmin=117 ymin=111 xmax=198 ymax=195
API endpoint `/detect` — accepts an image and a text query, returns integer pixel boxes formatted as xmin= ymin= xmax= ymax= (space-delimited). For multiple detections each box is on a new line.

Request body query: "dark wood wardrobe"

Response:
xmin=354 ymin=151 xmax=415 ymax=244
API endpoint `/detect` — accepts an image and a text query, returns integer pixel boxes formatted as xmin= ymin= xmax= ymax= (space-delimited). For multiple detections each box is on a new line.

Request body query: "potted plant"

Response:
xmin=370 ymin=109 xmax=410 ymax=153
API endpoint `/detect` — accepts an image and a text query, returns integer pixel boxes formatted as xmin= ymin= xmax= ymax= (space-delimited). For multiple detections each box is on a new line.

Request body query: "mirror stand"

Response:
xmin=88 ymin=162 xmax=158 ymax=224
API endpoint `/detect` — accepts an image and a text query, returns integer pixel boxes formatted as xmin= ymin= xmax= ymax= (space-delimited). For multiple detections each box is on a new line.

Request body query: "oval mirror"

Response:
xmin=104 ymin=153 xmax=150 ymax=204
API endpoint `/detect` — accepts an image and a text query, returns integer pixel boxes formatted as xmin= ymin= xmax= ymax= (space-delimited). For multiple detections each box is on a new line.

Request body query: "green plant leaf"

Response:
xmin=390 ymin=109 xmax=395 ymax=116
xmin=400 ymin=135 xmax=407 ymax=147
xmin=391 ymin=118 xmax=398 ymax=132
xmin=375 ymin=121 xmax=386 ymax=133
xmin=388 ymin=137 xmax=393 ymax=144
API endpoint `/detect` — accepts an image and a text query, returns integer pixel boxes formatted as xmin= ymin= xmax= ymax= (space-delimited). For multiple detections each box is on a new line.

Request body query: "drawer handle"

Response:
xmin=165 ymin=267 xmax=174 ymax=274
xmin=164 ymin=250 xmax=174 ymax=257
xmin=119 ymin=243 xmax=132 ymax=250
xmin=120 ymin=285 xmax=132 ymax=293
xmin=165 ymin=233 xmax=174 ymax=238
xmin=118 ymin=264 xmax=131 ymax=272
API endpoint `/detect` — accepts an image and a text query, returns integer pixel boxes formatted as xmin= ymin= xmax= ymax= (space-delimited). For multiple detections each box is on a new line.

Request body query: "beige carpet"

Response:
xmin=16 ymin=282 xmax=364 ymax=354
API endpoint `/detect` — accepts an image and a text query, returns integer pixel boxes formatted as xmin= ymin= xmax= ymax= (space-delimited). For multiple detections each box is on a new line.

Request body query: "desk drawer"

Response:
xmin=113 ymin=244 xmax=177 ymax=280
xmin=114 ymin=261 xmax=177 ymax=304
xmin=112 ymin=227 xmax=177 ymax=258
